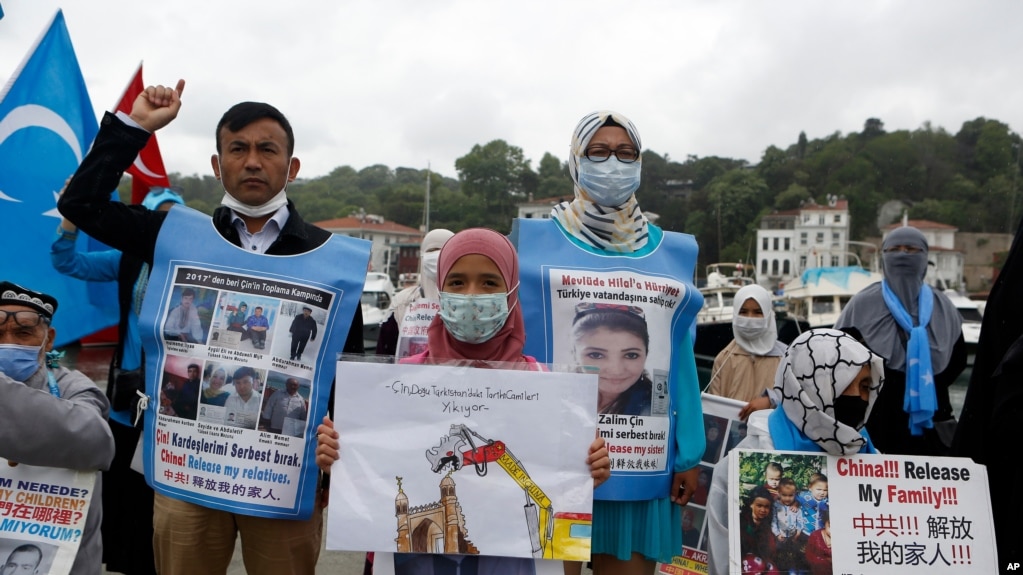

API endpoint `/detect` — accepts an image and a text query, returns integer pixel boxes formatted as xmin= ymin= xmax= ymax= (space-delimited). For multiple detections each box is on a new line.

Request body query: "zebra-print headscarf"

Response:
xmin=551 ymin=110 xmax=649 ymax=253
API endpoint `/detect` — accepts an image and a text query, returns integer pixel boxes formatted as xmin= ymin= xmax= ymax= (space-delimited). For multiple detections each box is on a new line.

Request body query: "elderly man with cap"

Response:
xmin=0 ymin=281 xmax=115 ymax=575
xmin=288 ymin=306 xmax=317 ymax=361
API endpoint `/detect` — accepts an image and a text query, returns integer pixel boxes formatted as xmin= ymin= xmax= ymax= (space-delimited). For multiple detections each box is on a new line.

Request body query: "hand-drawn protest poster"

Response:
xmin=657 ymin=393 xmax=748 ymax=575
xmin=727 ymin=449 xmax=997 ymax=574
xmin=138 ymin=207 xmax=369 ymax=519
xmin=0 ymin=459 xmax=95 ymax=575
xmin=513 ymin=217 xmax=703 ymax=501
xmin=327 ymin=360 xmax=598 ymax=563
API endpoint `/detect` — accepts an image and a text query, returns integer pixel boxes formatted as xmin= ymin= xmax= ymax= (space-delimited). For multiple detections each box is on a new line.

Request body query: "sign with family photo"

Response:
xmin=726 ymin=449 xmax=997 ymax=574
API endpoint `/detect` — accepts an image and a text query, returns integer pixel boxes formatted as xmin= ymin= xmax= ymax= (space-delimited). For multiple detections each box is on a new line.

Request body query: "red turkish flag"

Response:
xmin=114 ymin=62 xmax=171 ymax=204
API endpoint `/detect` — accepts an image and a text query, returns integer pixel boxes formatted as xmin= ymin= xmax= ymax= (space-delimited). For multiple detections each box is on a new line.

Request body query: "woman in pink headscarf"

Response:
xmin=414 ymin=227 xmax=531 ymax=365
xmin=316 ymin=228 xmax=610 ymax=573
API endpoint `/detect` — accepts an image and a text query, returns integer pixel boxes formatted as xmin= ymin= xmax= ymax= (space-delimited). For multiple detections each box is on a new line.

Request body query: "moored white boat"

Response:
xmin=781 ymin=252 xmax=883 ymax=328
xmin=696 ymin=263 xmax=756 ymax=325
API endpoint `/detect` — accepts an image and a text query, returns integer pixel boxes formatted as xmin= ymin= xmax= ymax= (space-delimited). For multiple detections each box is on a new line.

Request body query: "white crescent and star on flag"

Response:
xmin=0 ymin=103 xmax=161 ymax=214
xmin=0 ymin=103 xmax=81 ymax=214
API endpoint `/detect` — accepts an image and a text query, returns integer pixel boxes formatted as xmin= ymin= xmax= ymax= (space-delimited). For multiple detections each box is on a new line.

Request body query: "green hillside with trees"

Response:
xmin=124 ymin=117 xmax=1021 ymax=270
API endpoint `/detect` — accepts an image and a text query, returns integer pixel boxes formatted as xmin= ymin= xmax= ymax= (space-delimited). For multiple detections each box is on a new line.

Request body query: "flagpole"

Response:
xmin=112 ymin=61 xmax=143 ymax=112
xmin=0 ymin=9 xmax=62 ymax=103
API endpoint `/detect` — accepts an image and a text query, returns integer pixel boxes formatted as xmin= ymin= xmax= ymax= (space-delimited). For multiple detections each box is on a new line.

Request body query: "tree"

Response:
xmin=774 ymin=183 xmax=811 ymax=210
xmin=455 ymin=139 xmax=536 ymax=232
xmin=797 ymin=131 xmax=808 ymax=160
xmin=861 ymin=118 xmax=886 ymax=140
xmin=757 ymin=145 xmax=794 ymax=191
xmin=910 ymin=122 xmax=956 ymax=199
xmin=705 ymin=169 xmax=769 ymax=263
xmin=974 ymin=120 xmax=1015 ymax=182
xmin=536 ymin=152 xmax=573 ymax=200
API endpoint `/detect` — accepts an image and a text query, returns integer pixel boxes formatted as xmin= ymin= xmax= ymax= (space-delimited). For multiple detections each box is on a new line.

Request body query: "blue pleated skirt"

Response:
xmin=591 ymin=497 xmax=682 ymax=563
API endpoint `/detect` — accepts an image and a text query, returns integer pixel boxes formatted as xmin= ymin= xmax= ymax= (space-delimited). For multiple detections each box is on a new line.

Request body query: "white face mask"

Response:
xmin=733 ymin=315 xmax=769 ymax=339
xmin=217 ymin=159 xmax=290 ymax=218
xmin=421 ymin=251 xmax=440 ymax=283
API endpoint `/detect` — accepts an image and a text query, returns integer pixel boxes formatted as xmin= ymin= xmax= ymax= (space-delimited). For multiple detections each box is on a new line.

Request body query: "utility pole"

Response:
xmin=423 ymin=162 xmax=431 ymax=232
xmin=716 ymin=193 xmax=723 ymax=261
xmin=1010 ymin=142 xmax=1021 ymax=233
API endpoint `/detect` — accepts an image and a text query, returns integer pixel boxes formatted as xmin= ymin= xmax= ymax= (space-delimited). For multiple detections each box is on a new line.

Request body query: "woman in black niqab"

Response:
xmin=953 ymin=215 xmax=1023 ymax=572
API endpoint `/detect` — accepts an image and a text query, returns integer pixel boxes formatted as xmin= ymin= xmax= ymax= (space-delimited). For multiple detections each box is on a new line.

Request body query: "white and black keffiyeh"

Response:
xmin=774 ymin=329 xmax=885 ymax=455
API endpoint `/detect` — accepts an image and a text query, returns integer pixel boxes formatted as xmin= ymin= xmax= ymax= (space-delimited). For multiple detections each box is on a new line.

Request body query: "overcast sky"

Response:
xmin=2 ymin=1 xmax=1021 ymax=182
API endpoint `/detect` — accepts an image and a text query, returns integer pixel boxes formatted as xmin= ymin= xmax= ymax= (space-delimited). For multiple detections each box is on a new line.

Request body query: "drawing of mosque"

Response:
xmin=394 ymin=474 xmax=479 ymax=554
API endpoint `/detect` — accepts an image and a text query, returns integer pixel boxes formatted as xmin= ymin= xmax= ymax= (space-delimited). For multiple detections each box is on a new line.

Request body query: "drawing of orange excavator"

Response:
xmin=425 ymin=423 xmax=592 ymax=561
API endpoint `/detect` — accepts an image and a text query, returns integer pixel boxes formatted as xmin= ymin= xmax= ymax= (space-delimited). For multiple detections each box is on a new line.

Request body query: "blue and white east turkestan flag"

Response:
xmin=0 ymin=10 xmax=118 ymax=345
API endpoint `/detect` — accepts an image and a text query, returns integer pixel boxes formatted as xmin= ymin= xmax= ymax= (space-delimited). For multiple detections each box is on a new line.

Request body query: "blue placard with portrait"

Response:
xmin=139 ymin=207 xmax=370 ymax=519
xmin=512 ymin=217 xmax=703 ymax=500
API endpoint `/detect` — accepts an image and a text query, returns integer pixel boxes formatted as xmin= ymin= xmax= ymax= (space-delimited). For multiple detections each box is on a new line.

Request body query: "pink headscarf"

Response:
xmin=424 ymin=228 xmax=525 ymax=364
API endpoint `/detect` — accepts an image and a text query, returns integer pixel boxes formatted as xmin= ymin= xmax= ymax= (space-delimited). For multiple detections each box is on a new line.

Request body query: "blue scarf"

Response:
xmin=881 ymin=280 xmax=936 ymax=436
xmin=768 ymin=407 xmax=877 ymax=454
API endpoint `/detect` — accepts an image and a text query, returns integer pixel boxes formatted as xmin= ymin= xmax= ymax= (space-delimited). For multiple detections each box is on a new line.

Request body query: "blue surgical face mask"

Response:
xmin=0 ymin=343 xmax=43 ymax=381
xmin=438 ymin=290 xmax=515 ymax=344
xmin=577 ymin=157 xmax=641 ymax=207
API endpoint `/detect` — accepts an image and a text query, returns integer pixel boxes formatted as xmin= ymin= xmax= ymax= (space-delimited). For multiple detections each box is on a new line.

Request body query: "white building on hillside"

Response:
xmin=756 ymin=196 xmax=851 ymax=290
xmin=516 ymin=195 xmax=568 ymax=220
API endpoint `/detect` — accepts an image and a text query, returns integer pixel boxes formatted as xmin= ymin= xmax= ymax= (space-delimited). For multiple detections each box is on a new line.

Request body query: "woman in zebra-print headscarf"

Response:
xmin=551 ymin=110 xmax=650 ymax=254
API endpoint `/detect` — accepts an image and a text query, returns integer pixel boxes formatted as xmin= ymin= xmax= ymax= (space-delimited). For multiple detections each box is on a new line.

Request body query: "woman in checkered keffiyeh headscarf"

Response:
xmin=771 ymin=329 xmax=885 ymax=456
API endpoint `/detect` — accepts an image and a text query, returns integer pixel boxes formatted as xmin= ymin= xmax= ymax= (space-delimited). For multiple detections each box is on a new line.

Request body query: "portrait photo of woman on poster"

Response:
xmin=571 ymin=302 xmax=654 ymax=415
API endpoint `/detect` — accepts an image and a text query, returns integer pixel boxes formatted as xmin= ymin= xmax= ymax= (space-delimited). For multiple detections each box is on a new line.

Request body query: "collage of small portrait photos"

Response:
xmin=270 ymin=301 xmax=325 ymax=363
xmin=258 ymin=371 xmax=312 ymax=438
xmin=0 ymin=538 xmax=57 ymax=575
xmin=735 ymin=452 xmax=829 ymax=575
xmin=209 ymin=292 xmax=281 ymax=354
xmin=162 ymin=285 xmax=217 ymax=345
xmin=194 ymin=362 xmax=267 ymax=431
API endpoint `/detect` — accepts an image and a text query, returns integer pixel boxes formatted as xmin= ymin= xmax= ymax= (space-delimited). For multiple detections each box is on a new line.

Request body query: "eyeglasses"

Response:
xmin=574 ymin=302 xmax=645 ymax=320
xmin=583 ymin=146 xmax=640 ymax=164
xmin=0 ymin=310 xmax=48 ymax=328
xmin=883 ymin=245 xmax=923 ymax=254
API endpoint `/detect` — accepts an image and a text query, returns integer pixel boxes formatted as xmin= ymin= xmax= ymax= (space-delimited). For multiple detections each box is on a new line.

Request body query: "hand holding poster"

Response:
xmin=0 ymin=460 xmax=95 ymax=575
xmin=327 ymin=360 xmax=598 ymax=563
xmin=726 ymin=449 xmax=997 ymax=574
